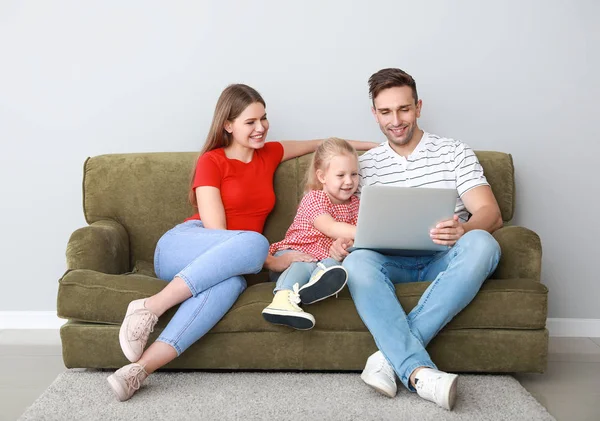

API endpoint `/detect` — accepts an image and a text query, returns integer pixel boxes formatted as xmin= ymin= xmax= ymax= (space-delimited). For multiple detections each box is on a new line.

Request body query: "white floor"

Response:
xmin=1 ymin=330 xmax=599 ymax=421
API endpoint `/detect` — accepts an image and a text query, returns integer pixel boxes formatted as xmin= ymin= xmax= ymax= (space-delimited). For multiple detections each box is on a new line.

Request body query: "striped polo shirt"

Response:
xmin=358 ymin=131 xmax=489 ymax=222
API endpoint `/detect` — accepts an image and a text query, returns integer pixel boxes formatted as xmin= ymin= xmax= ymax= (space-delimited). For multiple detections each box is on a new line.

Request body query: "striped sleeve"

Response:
xmin=356 ymin=171 xmax=364 ymax=199
xmin=356 ymin=151 xmax=377 ymax=198
xmin=454 ymin=143 xmax=489 ymax=196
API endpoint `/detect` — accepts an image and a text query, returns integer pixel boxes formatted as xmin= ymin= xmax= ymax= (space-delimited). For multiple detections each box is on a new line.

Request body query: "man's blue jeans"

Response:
xmin=343 ymin=229 xmax=501 ymax=390
xmin=153 ymin=220 xmax=269 ymax=355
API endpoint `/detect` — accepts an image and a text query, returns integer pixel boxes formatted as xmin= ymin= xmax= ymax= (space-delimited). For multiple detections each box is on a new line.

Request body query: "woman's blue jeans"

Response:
xmin=153 ymin=220 xmax=269 ymax=355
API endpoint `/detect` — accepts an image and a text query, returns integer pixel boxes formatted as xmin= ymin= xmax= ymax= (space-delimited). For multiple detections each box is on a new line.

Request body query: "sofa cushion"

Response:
xmin=82 ymin=150 xmax=514 ymax=266
xmin=58 ymin=269 xmax=547 ymax=332
xmin=82 ymin=154 xmax=308 ymax=268
xmin=60 ymin=321 xmax=548 ymax=372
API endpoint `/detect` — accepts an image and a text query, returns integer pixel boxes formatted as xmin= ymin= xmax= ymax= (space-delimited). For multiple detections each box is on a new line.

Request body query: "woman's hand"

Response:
xmin=264 ymin=252 xmax=317 ymax=272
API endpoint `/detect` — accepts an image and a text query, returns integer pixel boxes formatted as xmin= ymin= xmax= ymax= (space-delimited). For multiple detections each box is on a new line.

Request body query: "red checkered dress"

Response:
xmin=269 ymin=190 xmax=360 ymax=260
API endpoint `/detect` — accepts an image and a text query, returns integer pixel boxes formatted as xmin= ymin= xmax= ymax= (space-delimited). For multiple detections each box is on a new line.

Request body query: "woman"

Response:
xmin=106 ymin=84 xmax=377 ymax=401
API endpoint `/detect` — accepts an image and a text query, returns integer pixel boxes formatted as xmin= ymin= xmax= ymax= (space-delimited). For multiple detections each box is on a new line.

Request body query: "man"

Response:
xmin=331 ymin=68 xmax=503 ymax=410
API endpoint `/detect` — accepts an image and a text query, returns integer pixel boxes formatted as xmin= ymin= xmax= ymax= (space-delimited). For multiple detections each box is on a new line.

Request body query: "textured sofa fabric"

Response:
xmin=58 ymin=149 xmax=548 ymax=372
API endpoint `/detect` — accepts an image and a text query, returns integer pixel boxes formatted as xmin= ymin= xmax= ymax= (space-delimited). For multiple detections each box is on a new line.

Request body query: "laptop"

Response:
xmin=349 ymin=185 xmax=457 ymax=255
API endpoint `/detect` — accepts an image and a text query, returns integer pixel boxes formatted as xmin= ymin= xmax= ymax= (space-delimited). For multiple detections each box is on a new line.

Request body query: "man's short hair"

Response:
xmin=368 ymin=68 xmax=418 ymax=105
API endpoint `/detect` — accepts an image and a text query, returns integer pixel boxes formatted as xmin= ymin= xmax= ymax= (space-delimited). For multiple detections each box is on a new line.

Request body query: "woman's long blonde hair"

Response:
xmin=304 ymin=137 xmax=358 ymax=192
xmin=189 ymin=84 xmax=265 ymax=207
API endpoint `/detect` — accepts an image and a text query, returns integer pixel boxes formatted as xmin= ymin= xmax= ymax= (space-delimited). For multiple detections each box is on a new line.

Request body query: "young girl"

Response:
xmin=107 ymin=86 xmax=377 ymax=401
xmin=262 ymin=138 xmax=360 ymax=330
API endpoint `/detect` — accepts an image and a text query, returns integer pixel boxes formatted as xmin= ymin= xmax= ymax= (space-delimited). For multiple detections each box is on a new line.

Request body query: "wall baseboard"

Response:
xmin=546 ymin=318 xmax=600 ymax=338
xmin=0 ymin=312 xmax=599 ymax=337
xmin=0 ymin=311 xmax=66 ymax=329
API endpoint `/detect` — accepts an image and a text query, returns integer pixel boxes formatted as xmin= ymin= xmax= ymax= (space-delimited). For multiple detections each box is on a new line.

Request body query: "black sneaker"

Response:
xmin=298 ymin=263 xmax=348 ymax=304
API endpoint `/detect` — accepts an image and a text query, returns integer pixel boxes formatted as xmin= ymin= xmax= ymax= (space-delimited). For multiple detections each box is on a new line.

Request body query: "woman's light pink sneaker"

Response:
xmin=107 ymin=363 xmax=148 ymax=401
xmin=119 ymin=299 xmax=158 ymax=362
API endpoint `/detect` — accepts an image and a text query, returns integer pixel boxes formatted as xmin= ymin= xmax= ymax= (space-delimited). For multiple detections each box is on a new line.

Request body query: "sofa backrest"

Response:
xmin=83 ymin=149 xmax=514 ymax=268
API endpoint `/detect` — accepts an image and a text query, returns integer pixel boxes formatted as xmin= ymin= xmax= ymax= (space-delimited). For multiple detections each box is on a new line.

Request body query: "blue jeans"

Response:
xmin=343 ymin=229 xmax=501 ymax=391
xmin=270 ymin=250 xmax=341 ymax=292
xmin=153 ymin=220 xmax=269 ymax=355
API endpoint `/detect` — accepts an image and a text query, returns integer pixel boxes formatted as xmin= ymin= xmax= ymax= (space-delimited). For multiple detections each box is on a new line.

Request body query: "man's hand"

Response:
xmin=330 ymin=238 xmax=354 ymax=261
xmin=265 ymin=251 xmax=316 ymax=273
xmin=429 ymin=215 xmax=465 ymax=246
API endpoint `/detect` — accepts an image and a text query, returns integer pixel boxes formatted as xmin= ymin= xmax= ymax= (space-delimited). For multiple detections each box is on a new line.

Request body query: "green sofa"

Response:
xmin=57 ymin=149 xmax=548 ymax=372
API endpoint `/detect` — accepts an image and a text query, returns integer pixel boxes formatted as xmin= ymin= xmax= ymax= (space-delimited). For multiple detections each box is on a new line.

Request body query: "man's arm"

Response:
xmin=430 ymin=185 xmax=503 ymax=246
xmin=461 ymin=185 xmax=503 ymax=233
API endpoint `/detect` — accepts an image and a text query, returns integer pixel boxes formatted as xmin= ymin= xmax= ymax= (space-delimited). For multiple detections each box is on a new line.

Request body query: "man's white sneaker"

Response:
xmin=360 ymin=350 xmax=398 ymax=398
xmin=414 ymin=368 xmax=458 ymax=410
xmin=298 ymin=263 xmax=348 ymax=304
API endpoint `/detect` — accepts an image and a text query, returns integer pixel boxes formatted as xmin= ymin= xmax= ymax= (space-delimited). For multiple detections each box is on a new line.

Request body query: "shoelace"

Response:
xmin=131 ymin=310 xmax=158 ymax=341
xmin=289 ymin=283 xmax=302 ymax=308
xmin=308 ymin=263 xmax=326 ymax=283
xmin=121 ymin=365 xmax=147 ymax=393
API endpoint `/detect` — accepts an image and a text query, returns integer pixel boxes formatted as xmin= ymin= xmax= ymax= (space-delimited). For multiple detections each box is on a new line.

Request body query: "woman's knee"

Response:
xmin=222 ymin=275 xmax=247 ymax=295
xmin=235 ymin=231 xmax=269 ymax=272
xmin=238 ymin=231 xmax=269 ymax=254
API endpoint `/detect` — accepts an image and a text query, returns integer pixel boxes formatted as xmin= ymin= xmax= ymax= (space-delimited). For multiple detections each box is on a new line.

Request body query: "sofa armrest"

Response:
xmin=66 ymin=220 xmax=129 ymax=274
xmin=492 ymin=226 xmax=542 ymax=281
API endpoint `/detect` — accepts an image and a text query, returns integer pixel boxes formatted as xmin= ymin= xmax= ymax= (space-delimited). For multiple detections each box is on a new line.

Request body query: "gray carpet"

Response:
xmin=19 ymin=370 xmax=554 ymax=421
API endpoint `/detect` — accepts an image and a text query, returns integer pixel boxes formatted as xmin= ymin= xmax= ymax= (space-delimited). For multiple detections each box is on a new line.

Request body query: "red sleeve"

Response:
xmin=192 ymin=153 xmax=222 ymax=190
xmin=263 ymin=141 xmax=284 ymax=168
xmin=351 ymin=196 xmax=360 ymax=225
xmin=298 ymin=190 xmax=331 ymax=225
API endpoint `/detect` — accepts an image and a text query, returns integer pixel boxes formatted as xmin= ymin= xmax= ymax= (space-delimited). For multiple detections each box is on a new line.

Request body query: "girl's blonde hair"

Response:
xmin=304 ymin=137 xmax=359 ymax=192
xmin=189 ymin=84 xmax=265 ymax=207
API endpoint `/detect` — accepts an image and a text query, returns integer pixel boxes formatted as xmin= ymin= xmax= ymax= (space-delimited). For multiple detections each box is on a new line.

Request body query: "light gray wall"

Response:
xmin=1 ymin=1 xmax=598 ymax=319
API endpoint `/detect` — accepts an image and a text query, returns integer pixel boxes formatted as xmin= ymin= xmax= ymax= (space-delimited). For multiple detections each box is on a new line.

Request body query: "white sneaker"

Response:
xmin=298 ymin=263 xmax=348 ymax=304
xmin=414 ymin=368 xmax=458 ymax=410
xmin=360 ymin=351 xmax=397 ymax=398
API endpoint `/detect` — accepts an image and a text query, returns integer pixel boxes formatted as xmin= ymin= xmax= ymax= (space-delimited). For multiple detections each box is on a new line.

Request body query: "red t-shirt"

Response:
xmin=269 ymin=190 xmax=360 ymax=260
xmin=186 ymin=142 xmax=284 ymax=233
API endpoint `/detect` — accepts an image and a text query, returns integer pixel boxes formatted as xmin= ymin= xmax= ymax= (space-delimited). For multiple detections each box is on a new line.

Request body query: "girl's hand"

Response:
xmin=265 ymin=252 xmax=317 ymax=272
xmin=330 ymin=238 xmax=354 ymax=261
